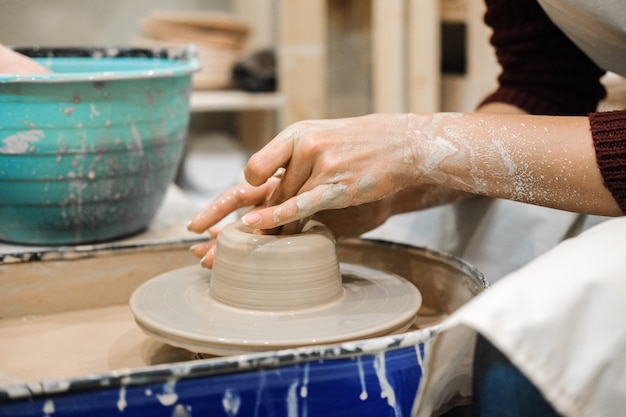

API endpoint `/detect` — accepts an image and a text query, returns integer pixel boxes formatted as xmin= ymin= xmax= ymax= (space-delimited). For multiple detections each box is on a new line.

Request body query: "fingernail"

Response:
xmin=272 ymin=167 xmax=286 ymax=178
xmin=186 ymin=221 xmax=194 ymax=231
xmin=242 ymin=212 xmax=262 ymax=226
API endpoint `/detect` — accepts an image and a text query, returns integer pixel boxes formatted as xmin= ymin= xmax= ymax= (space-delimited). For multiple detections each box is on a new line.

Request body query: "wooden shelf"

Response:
xmin=190 ymin=90 xmax=284 ymax=112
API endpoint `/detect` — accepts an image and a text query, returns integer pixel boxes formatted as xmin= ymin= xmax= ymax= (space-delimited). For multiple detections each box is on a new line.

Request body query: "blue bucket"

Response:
xmin=0 ymin=47 xmax=201 ymax=245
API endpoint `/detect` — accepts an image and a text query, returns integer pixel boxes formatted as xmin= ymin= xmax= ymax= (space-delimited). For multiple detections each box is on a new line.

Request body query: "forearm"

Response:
xmin=407 ymin=112 xmax=621 ymax=216
xmin=384 ymin=105 xmax=530 ymax=216
xmin=235 ymin=111 xmax=621 ymax=232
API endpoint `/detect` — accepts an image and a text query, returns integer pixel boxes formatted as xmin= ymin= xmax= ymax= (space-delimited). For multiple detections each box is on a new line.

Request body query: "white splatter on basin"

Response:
xmin=0 ymin=47 xmax=200 ymax=245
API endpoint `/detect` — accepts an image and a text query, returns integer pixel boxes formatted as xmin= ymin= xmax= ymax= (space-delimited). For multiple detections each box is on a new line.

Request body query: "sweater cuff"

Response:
xmin=590 ymin=110 xmax=626 ymax=214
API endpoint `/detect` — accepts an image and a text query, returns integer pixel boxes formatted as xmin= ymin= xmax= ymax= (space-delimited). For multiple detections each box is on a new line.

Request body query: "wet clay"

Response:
xmin=211 ymin=220 xmax=343 ymax=311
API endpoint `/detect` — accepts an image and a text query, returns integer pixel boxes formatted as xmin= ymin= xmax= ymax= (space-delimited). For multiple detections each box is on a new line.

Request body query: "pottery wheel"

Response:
xmin=130 ymin=263 xmax=422 ymax=356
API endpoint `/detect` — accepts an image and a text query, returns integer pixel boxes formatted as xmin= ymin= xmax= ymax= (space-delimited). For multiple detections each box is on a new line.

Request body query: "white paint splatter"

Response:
xmin=158 ymin=393 xmax=178 ymax=407
xmin=357 ymin=356 xmax=368 ymax=401
xmin=374 ymin=352 xmax=402 ymax=417
xmin=253 ymin=370 xmax=267 ymax=417
xmin=415 ymin=344 xmax=425 ymax=371
xmin=90 ymin=104 xmax=100 ymax=119
xmin=43 ymin=399 xmax=55 ymax=415
xmin=157 ymin=378 xmax=179 ymax=406
xmin=130 ymin=122 xmax=144 ymax=155
xmin=0 ymin=130 xmax=44 ymax=154
xmin=222 ymin=389 xmax=241 ymax=416
xmin=117 ymin=386 xmax=127 ymax=412
xmin=287 ymin=379 xmax=299 ymax=417
xmin=300 ymin=362 xmax=310 ymax=398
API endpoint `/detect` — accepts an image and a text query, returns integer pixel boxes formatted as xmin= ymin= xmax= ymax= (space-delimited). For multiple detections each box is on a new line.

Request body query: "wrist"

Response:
xmin=405 ymin=112 xmax=465 ymax=188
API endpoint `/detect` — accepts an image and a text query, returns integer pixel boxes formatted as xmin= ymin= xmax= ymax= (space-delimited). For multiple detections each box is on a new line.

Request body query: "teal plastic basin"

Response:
xmin=0 ymin=47 xmax=201 ymax=245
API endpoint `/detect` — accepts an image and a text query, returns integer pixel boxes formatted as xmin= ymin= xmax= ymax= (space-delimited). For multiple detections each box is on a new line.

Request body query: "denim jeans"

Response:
xmin=472 ymin=334 xmax=562 ymax=417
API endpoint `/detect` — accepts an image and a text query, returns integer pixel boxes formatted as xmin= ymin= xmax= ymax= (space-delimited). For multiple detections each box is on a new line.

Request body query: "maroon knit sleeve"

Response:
xmin=480 ymin=0 xmax=606 ymax=115
xmin=590 ymin=110 xmax=626 ymax=213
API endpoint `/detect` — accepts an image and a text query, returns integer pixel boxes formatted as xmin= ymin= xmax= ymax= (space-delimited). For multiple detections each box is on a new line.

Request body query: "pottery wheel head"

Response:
xmin=210 ymin=220 xmax=343 ymax=311
xmin=130 ymin=222 xmax=423 ymax=355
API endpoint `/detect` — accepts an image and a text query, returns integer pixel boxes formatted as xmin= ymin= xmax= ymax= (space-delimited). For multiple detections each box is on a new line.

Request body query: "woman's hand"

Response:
xmin=187 ymin=176 xmax=396 ymax=268
xmin=189 ymin=197 xmax=390 ymax=269
xmin=239 ymin=114 xmax=420 ymax=231
xmin=188 ymin=179 xmax=471 ymax=269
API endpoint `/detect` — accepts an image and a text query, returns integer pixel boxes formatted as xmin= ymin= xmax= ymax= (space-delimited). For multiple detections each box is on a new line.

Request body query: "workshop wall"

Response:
xmin=0 ymin=0 xmax=231 ymax=47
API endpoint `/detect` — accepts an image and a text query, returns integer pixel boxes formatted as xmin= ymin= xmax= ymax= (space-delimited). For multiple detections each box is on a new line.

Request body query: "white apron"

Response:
xmin=415 ymin=216 xmax=626 ymax=417
xmin=365 ymin=198 xmax=601 ymax=283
